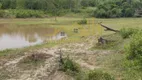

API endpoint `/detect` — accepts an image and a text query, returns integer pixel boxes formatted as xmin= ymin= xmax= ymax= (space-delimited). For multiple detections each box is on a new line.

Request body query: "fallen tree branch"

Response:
xmin=98 ymin=22 xmax=120 ymax=32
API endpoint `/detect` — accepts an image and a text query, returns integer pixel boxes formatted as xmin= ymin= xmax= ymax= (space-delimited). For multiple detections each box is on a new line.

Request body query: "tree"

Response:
xmin=0 ymin=3 xmax=2 ymax=9
xmin=16 ymin=0 xmax=25 ymax=9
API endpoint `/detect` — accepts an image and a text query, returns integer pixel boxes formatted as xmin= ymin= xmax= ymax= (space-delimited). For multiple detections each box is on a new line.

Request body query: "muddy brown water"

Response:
xmin=0 ymin=24 xmax=67 ymax=50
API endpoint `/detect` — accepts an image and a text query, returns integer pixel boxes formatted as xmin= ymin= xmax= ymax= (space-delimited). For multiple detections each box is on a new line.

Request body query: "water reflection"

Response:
xmin=0 ymin=24 xmax=66 ymax=50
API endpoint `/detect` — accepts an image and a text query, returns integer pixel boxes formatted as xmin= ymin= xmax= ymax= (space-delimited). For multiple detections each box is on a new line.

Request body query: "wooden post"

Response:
xmin=74 ymin=28 xmax=78 ymax=33
xmin=98 ymin=37 xmax=108 ymax=44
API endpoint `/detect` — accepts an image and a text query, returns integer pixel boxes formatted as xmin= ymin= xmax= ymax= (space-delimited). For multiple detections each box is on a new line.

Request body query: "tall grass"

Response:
xmin=120 ymin=28 xmax=139 ymax=39
xmin=76 ymin=70 xmax=114 ymax=80
xmin=60 ymin=56 xmax=80 ymax=73
xmin=126 ymin=31 xmax=142 ymax=60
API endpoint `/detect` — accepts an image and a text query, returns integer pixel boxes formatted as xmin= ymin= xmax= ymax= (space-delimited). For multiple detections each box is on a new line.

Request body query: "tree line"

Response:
xmin=0 ymin=0 xmax=142 ymax=18
xmin=94 ymin=0 xmax=142 ymax=18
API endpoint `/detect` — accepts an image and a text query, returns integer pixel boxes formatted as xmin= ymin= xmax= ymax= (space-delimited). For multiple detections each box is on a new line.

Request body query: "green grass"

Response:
xmin=91 ymin=33 xmax=125 ymax=50
xmin=94 ymin=51 xmax=142 ymax=80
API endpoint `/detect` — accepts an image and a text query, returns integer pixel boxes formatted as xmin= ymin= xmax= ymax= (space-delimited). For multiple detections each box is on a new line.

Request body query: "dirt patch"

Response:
xmin=18 ymin=52 xmax=53 ymax=70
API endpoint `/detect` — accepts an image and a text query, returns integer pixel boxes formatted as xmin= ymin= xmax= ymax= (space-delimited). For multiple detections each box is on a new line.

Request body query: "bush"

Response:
xmin=76 ymin=70 xmax=114 ymax=80
xmin=88 ymin=70 xmax=114 ymax=80
xmin=0 ymin=9 xmax=45 ymax=18
xmin=0 ymin=10 xmax=12 ymax=18
xmin=111 ymin=8 xmax=122 ymax=17
xmin=126 ymin=31 xmax=142 ymax=60
xmin=60 ymin=56 xmax=80 ymax=73
xmin=122 ymin=8 xmax=135 ymax=17
xmin=14 ymin=10 xmax=44 ymax=18
xmin=120 ymin=28 xmax=139 ymax=39
xmin=0 ymin=3 xmax=2 ymax=9
xmin=78 ymin=18 xmax=87 ymax=25
xmin=94 ymin=8 xmax=109 ymax=18
xmin=71 ymin=9 xmax=81 ymax=13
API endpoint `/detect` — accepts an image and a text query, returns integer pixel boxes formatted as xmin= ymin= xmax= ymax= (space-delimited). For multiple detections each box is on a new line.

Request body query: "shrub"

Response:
xmin=13 ymin=10 xmax=44 ymax=18
xmin=126 ymin=31 xmax=142 ymax=60
xmin=0 ymin=10 xmax=12 ymax=18
xmin=94 ymin=8 xmax=109 ymax=18
xmin=125 ymin=8 xmax=135 ymax=17
xmin=120 ymin=28 xmax=139 ymax=39
xmin=87 ymin=70 xmax=114 ymax=80
xmin=76 ymin=70 xmax=114 ymax=80
xmin=111 ymin=8 xmax=122 ymax=17
xmin=0 ymin=3 xmax=2 ymax=9
xmin=60 ymin=56 xmax=80 ymax=73
xmin=71 ymin=9 xmax=81 ymax=13
xmin=75 ymin=71 xmax=88 ymax=80
xmin=78 ymin=18 xmax=87 ymax=25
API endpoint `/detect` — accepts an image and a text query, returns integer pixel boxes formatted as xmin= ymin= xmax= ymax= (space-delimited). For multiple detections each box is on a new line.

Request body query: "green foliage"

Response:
xmin=76 ymin=70 xmax=114 ymax=80
xmin=78 ymin=18 xmax=87 ymax=25
xmin=0 ymin=9 xmax=45 ymax=18
xmin=15 ymin=10 xmax=44 ymax=18
xmin=0 ymin=0 xmax=16 ymax=9
xmin=122 ymin=8 xmax=135 ymax=17
xmin=93 ymin=0 xmax=137 ymax=18
xmin=0 ymin=3 xmax=2 ymax=9
xmin=80 ymin=0 xmax=98 ymax=7
xmin=0 ymin=10 xmax=6 ymax=17
xmin=94 ymin=8 xmax=109 ymax=18
xmin=0 ymin=10 xmax=12 ymax=18
xmin=71 ymin=9 xmax=81 ymax=13
xmin=120 ymin=28 xmax=139 ymax=39
xmin=92 ymin=33 xmax=124 ymax=50
xmin=0 ymin=0 xmax=141 ymax=18
xmin=60 ymin=56 xmax=80 ymax=73
xmin=126 ymin=31 xmax=142 ymax=60
xmin=111 ymin=8 xmax=122 ymax=17
xmin=87 ymin=70 xmax=114 ymax=80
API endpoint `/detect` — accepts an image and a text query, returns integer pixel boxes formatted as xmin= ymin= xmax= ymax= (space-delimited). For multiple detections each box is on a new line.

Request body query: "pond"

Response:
xmin=0 ymin=24 xmax=67 ymax=50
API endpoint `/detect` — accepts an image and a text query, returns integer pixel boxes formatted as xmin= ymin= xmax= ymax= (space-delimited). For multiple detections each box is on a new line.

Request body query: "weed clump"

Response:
xmin=60 ymin=56 xmax=80 ymax=74
xmin=120 ymin=28 xmax=139 ymax=39
xmin=87 ymin=70 xmax=114 ymax=80
xmin=126 ymin=31 xmax=142 ymax=60
xmin=76 ymin=70 xmax=114 ymax=80
xmin=78 ymin=18 xmax=87 ymax=25
xmin=125 ymin=31 xmax=142 ymax=70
